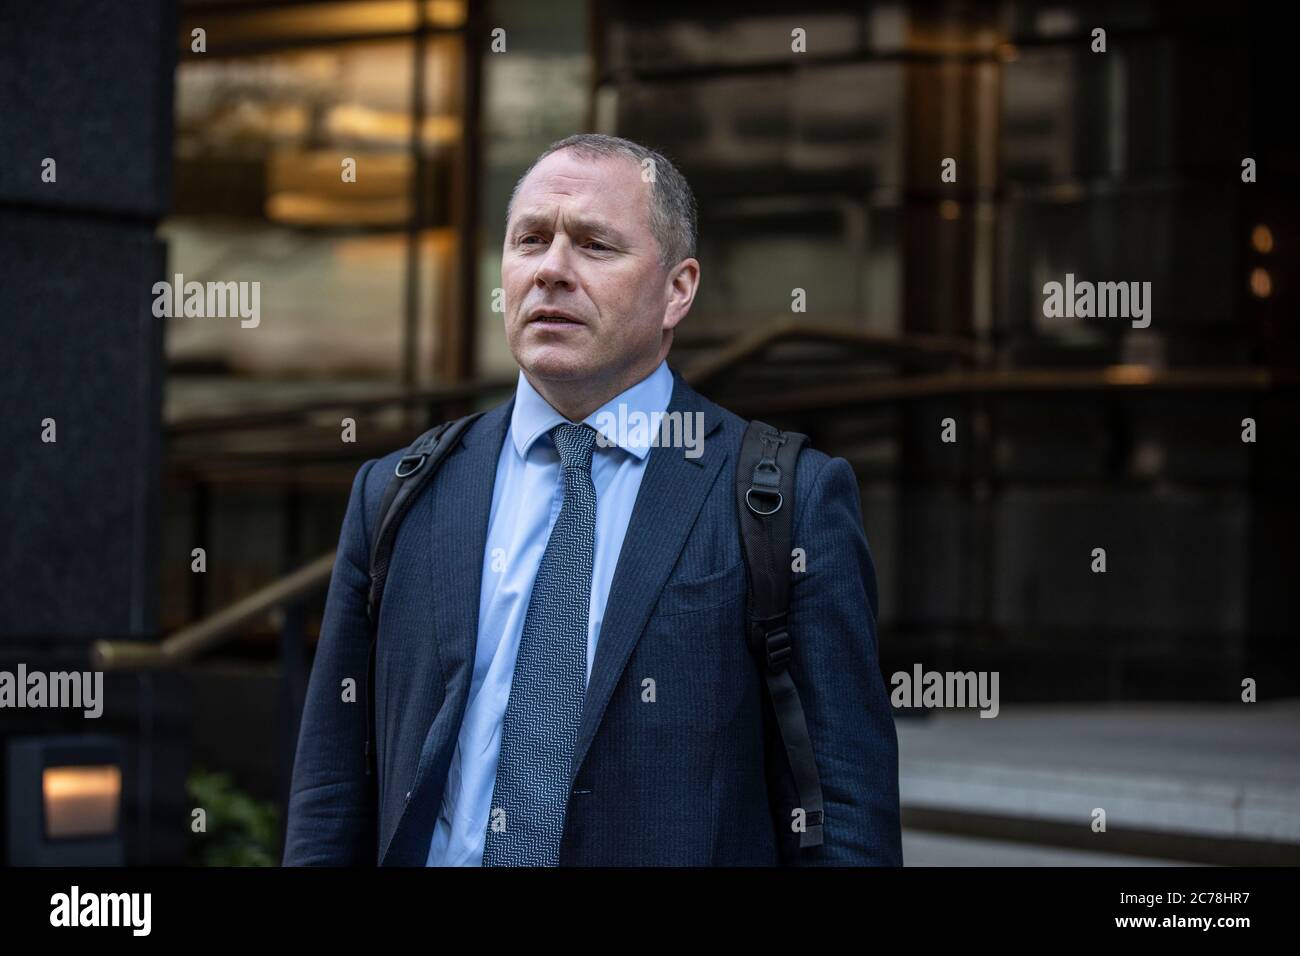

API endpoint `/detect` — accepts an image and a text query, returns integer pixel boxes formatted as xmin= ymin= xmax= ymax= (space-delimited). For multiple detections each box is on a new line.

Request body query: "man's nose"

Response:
xmin=534 ymin=238 xmax=576 ymax=291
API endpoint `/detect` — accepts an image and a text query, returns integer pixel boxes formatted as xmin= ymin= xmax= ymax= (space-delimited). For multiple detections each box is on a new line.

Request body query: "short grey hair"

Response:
xmin=506 ymin=133 xmax=698 ymax=269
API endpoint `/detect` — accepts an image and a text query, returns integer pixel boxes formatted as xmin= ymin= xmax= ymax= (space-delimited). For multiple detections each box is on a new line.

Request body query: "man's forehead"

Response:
xmin=528 ymin=146 xmax=643 ymax=183
xmin=514 ymin=150 xmax=649 ymax=209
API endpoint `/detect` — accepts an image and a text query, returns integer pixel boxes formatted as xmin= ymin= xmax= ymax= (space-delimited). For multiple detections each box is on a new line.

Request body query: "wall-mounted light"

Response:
xmin=1250 ymin=267 xmax=1272 ymax=299
xmin=1251 ymin=224 xmax=1274 ymax=254
xmin=43 ymin=765 xmax=121 ymax=839
xmin=6 ymin=736 xmax=125 ymax=865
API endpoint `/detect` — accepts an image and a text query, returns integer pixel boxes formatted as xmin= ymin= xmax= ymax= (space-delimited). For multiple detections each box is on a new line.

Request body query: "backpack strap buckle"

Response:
xmin=749 ymin=612 xmax=792 ymax=673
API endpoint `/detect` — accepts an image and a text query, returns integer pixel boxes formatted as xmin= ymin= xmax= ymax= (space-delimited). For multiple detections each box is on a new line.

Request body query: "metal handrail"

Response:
xmin=724 ymin=365 xmax=1290 ymax=416
xmin=680 ymin=317 xmax=979 ymax=389
xmin=92 ymin=551 xmax=336 ymax=671
xmin=166 ymin=377 xmax=515 ymax=436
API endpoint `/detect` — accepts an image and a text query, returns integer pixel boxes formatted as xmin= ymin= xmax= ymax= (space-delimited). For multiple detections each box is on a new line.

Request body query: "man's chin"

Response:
xmin=517 ymin=347 xmax=597 ymax=382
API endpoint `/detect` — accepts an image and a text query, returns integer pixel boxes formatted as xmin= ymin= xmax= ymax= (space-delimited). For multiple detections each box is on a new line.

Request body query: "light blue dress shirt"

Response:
xmin=426 ymin=358 xmax=674 ymax=865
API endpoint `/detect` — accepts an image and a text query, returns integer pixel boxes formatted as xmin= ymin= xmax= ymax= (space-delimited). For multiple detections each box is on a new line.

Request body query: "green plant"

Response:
xmin=186 ymin=767 xmax=280 ymax=866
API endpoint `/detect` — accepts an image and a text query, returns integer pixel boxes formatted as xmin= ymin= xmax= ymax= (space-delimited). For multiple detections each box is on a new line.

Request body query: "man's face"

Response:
xmin=502 ymin=149 xmax=686 ymax=390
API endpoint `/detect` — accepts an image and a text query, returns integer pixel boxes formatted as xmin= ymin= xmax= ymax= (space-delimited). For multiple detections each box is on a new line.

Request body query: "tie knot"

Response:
xmin=551 ymin=422 xmax=598 ymax=474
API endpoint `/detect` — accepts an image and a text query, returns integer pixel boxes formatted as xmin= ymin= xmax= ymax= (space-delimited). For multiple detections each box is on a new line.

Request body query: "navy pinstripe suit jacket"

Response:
xmin=283 ymin=366 xmax=902 ymax=866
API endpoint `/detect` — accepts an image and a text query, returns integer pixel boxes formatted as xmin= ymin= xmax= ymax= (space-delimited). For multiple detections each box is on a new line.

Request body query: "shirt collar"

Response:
xmin=510 ymin=359 xmax=673 ymax=462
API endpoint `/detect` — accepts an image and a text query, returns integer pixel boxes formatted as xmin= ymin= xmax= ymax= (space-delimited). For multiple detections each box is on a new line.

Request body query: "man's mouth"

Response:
xmin=528 ymin=310 xmax=585 ymax=326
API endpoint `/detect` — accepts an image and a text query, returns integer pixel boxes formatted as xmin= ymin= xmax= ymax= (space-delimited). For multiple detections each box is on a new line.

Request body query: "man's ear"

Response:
xmin=663 ymin=257 xmax=700 ymax=332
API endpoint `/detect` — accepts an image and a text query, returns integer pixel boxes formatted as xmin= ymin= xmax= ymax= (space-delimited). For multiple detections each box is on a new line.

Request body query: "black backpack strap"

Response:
xmin=736 ymin=419 xmax=825 ymax=849
xmin=362 ymin=411 xmax=485 ymax=776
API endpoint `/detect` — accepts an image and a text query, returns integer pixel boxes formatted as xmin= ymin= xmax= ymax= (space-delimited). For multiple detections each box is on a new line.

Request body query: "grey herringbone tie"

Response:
xmin=482 ymin=422 xmax=598 ymax=866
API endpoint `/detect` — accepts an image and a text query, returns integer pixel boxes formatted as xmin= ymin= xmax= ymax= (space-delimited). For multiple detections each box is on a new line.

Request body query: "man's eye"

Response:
xmin=519 ymin=235 xmax=545 ymax=245
xmin=584 ymin=240 xmax=611 ymax=251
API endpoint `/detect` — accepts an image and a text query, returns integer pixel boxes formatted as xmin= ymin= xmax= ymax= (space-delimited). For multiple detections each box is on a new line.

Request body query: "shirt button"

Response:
xmin=405 ymin=791 xmax=412 ymax=801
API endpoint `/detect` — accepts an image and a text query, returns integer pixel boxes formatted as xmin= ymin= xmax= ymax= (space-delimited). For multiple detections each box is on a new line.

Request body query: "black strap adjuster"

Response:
xmin=750 ymin=614 xmax=792 ymax=672
xmin=764 ymin=627 xmax=792 ymax=672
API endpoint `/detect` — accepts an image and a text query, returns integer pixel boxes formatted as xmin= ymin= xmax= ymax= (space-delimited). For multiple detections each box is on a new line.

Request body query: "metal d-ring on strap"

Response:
xmin=394 ymin=453 xmax=427 ymax=478
xmin=746 ymin=487 xmax=782 ymax=515
xmin=746 ymin=428 xmax=787 ymax=516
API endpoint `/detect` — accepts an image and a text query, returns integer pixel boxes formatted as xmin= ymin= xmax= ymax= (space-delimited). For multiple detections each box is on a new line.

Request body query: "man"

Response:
xmin=283 ymin=134 xmax=902 ymax=866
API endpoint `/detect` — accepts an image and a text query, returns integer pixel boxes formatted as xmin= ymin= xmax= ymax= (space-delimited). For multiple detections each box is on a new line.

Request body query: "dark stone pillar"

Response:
xmin=0 ymin=0 xmax=187 ymax=864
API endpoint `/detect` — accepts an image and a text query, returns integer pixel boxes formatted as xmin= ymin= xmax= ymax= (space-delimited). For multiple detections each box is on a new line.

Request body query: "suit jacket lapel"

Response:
xmin=381 ymin=396 xmax=513 ymax=864
xmin=427 ymin=397 xmax=514 ymax=701
xmin=568 ymin=369 xmax=726 ymax=787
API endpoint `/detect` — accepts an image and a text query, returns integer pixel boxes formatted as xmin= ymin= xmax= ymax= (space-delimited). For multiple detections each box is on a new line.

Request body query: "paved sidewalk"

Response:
xmin=896 ymin=700 xmax=1300 ymax=854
